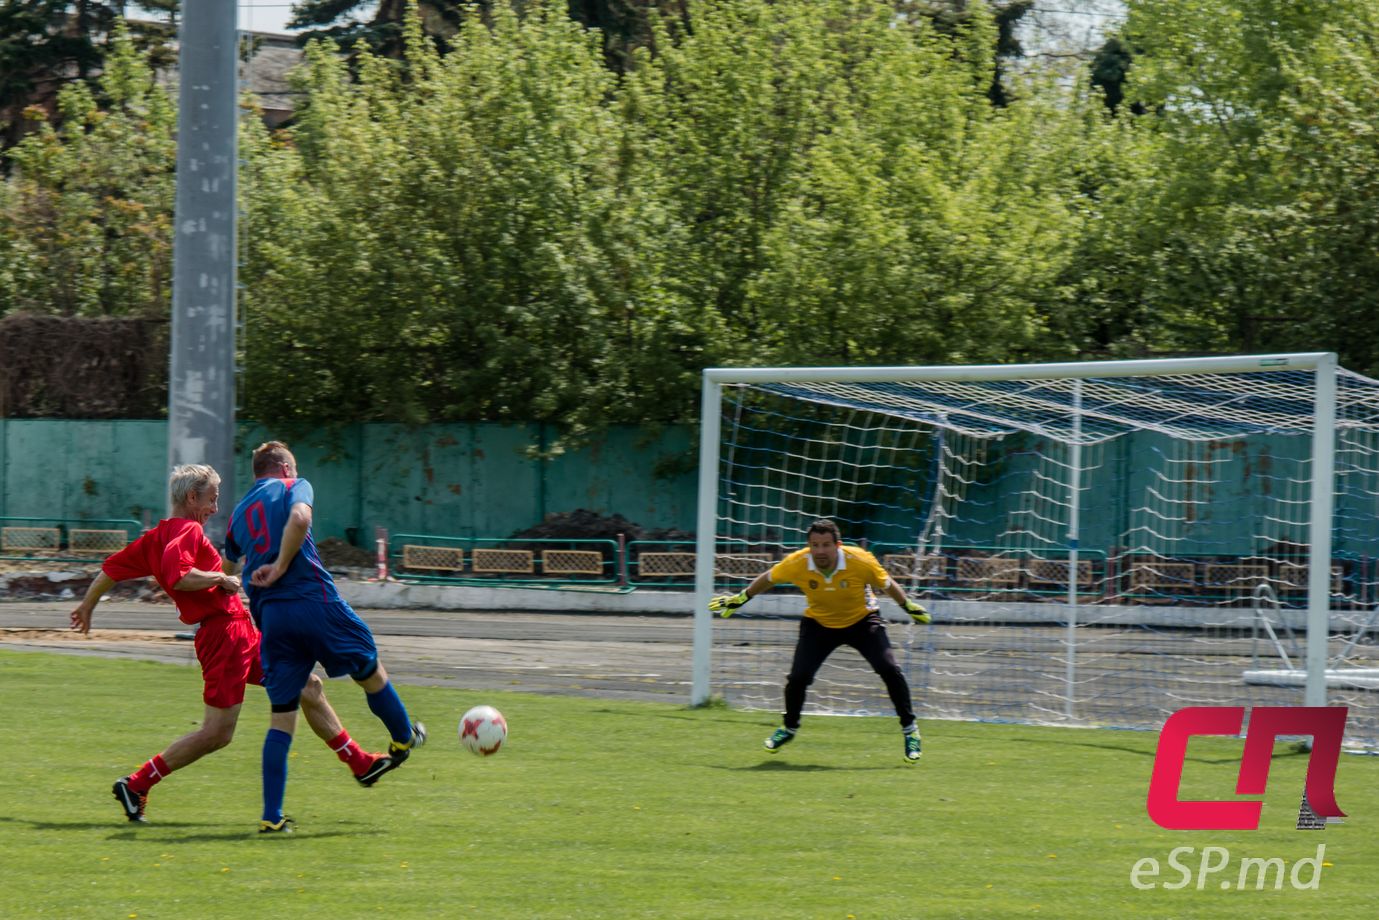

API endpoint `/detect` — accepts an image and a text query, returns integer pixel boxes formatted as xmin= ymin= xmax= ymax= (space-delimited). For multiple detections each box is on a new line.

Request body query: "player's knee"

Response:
xmin=205 ymin=724 xmax=236 ymax=750
xmin=785 ymin=673 xmax=814 ymax=688
xmin=300 ymin=673 xmax=324 ymax=702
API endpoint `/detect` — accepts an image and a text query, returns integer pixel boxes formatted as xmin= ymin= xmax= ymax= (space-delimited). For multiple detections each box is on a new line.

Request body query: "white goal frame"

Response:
xmin=690 ymin=352 xmax=1340 ymax=713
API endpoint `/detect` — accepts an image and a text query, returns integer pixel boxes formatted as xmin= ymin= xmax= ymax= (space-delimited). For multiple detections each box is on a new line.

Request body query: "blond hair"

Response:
xmin=169 ymin=464 xmax=220 ymax=509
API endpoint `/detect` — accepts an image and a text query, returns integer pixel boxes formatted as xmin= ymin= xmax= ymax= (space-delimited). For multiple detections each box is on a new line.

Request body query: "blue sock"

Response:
xmin=366 ymin=681 xmax=413 ymax=745
xmin=261 ymin=728 xmax=293 ymax=822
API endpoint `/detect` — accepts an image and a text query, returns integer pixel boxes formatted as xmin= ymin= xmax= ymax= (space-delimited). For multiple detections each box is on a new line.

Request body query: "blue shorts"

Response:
xmin=257 ymin=597 xmax=380 ymax=706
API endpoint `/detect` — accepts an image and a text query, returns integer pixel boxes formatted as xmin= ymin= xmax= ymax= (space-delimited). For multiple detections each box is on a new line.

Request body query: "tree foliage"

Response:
xmin=0 ymin=23 xmax=175 ymax=318
xmin=6 ymin=0 xmax=1379 ymax=432
xmin=1070 ymin=0 xmax=1379 ymax=362
xmin=0 ymin=1 xmax=176 ymax=149
xmin=241 ymin=0 xmax=1087 ymax=434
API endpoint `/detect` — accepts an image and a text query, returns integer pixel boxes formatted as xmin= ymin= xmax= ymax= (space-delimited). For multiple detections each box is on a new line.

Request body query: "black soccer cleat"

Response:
xmin=387 ymin=721 xmax=427 ymax=767
xmin=355 ymin=753 xmax=397 ymax=788
xmin=112 ymin=776 xmax=147 ymax=823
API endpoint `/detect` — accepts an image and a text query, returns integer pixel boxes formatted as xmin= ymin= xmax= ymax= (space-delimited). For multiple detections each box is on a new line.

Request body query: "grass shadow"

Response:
xmin=705 ymin=760 xmax=895 ymax=773
xmin=0 ymin=815 xmax=215 ymax=832
xmin=154 ymin=827 xmax=377 ymax=842
xmin=0 ymin=814 xmax=382 ymax=842
xmin=1006 ymin=735 xmax=1313 ymax=765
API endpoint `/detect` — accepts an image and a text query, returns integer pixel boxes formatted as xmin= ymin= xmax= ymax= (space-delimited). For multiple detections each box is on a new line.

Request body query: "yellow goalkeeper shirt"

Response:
xmin=769 ymin=545 xmax=890 ymax=629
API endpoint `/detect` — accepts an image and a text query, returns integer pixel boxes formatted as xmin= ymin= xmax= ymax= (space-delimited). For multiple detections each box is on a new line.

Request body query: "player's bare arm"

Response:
xmin=884 ymin=578 xmax=931 ymax=623
xmin=883 ymin=579 xmax=909 ymax=606
xmin=69 ymin=571 xmax=118 ymax=634
xmin=173 ymin=568 xmax=241 ymax=593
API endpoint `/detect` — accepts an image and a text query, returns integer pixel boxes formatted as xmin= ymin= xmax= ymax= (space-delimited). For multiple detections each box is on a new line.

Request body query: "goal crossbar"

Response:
xmin=701 ymin=353 xmax=1334 ymax=386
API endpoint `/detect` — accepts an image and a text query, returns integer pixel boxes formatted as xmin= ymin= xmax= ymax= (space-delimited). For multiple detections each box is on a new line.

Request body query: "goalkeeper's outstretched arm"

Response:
xmin=708 ymin=571 xmax=775 ymax=616
xmin=882 ymin=578 xmax=931 ymax=624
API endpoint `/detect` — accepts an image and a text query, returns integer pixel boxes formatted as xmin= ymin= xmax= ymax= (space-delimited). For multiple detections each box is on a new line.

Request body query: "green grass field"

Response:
xmin=2 ymin=648 xmax=1376 ymax=919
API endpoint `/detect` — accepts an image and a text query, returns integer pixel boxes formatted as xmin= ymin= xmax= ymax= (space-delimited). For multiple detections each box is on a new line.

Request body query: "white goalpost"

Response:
xmin=692 ymin=353 xmax=1379 ymax=750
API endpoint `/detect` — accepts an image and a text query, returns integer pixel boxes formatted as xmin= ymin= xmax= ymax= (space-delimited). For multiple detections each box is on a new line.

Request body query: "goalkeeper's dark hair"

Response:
xmin=806 ymin=519 xmax=841 ymax=543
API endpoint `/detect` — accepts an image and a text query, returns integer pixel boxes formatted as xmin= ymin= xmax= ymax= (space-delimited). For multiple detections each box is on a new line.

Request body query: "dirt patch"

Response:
xmin=0 ymin=628 xmax=182 ymax=644
xmin=0 ymin=566 xmax=170 ymax=603
xmin=0 ymin=559 xmax=99 ymax=575
xmin=317 ymin=536 xmax=375 ymax=569
xmin=511 ymin=508 xmax=694 ymax=542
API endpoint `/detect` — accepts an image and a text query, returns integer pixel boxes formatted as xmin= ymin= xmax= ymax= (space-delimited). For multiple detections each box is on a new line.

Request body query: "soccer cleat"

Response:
xmin=354 ymin=753 xmax=396 ymax=788
xmin=764 ymin=727 xmax=796 ymax=753
xmin=903 ymin=729 xmax=923 ymax=764
xmin=112 ymin=776 xmax=147 ymax=822
xmin=259 ymin=815 xmax=295 ymax=834
xmin=387 ymin=721 xmax=428 ymax=766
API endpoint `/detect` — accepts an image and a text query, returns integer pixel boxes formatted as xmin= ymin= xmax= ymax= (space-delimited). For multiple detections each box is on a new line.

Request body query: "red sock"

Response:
xmin=127 ymin=754 xmax=170 ymax=794
xmin=327 ymin=730 xmax=374 ymax=776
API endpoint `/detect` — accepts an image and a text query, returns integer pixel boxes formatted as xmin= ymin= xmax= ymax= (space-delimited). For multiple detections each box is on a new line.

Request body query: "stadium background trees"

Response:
xmin=4 ymin=0 xmax=1379 ymax=430
xmin=239 ymin=0 xmax=1080 ymax=433
xmin=1069 ymin=0 xmax=1379 ymax=363
xmin=0 ymin=23 xmax=174 ymax=321
xmin=0 ymin=1 xmax=177 ymax=149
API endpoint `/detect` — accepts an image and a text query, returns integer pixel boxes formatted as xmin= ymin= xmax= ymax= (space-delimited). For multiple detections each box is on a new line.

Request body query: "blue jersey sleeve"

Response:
xmin=288 ymin=479 xmax=314 ymax=509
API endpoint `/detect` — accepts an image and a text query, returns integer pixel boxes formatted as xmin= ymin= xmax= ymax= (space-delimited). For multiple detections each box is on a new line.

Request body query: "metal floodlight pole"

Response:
xmin=169 ymin=0 xmax=239 ymax=544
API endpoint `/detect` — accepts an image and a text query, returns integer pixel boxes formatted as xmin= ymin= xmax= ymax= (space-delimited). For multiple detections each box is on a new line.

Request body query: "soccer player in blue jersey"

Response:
xmin=225 ymin=440 xmax=426 ymax=834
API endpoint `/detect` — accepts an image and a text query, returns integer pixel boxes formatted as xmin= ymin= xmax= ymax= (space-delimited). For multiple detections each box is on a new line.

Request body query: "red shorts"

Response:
xmin=193 ymin=615 xmax=264 ymax=708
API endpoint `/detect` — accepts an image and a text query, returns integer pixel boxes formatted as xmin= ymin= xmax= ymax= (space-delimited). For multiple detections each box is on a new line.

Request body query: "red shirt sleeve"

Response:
xmin=158 ymin=521 xmax=201 ymax=589
xmin=102 ymin=531 xmax=154 ymax=582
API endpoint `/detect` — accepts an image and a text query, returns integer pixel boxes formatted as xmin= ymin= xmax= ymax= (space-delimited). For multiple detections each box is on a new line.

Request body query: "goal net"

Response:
xmin=691 ymin=355 xmax=1379 ymax=751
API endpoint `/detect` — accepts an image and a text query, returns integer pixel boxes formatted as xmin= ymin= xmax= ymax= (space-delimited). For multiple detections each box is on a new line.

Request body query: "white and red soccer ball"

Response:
xmin=459 ymin=705 xmax=507 ymax=756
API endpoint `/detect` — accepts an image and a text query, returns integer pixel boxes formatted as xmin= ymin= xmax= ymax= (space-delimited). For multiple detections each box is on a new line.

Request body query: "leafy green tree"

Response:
xmin=895 ymin=0 xmax=1035 ymax=106
xmin=239 ymin=0 xmax=1094 ymax=434
xmin=0 ymin=22 xmax=176 ymax=317
xmin=287 ymin=0 xmax=469 ymax=58
xmin=1088 ymin=36 xmax=1137 ymax=115
xmin=1070 ymin=0 xmax=1379 ymax=370
xmin=1239 ymin=2 xmax=1379 ymax=372
xmin=242 ymin=2 xmax=678 ymax=436
xmin=0 ymin=1 xmax=177 ymax=149
xmin=633 ymin=0 xmax=1084 ymax=368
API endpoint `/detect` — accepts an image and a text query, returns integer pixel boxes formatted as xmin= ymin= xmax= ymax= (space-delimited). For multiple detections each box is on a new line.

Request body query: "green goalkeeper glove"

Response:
xmin=903 ymin=599 xmax=931 ymax=624
xmin=709 ymin=591 xmax=750 ymax=617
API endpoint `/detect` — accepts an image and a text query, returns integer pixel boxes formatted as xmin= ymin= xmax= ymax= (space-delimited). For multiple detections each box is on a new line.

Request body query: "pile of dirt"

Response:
xmin=510 ymin=509 xmax=694 ymax=543
xmin=316 ymin=537 xmax=375 ymax=570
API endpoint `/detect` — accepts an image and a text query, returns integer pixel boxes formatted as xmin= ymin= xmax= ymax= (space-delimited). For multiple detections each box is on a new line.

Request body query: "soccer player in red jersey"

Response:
xmin=69 ymin=463 xmax=384 ymax=824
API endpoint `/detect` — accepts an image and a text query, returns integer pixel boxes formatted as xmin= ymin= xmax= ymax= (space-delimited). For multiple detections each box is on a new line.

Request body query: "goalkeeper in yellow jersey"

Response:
xmin=709 ymin=519 xmax=931 ymax=763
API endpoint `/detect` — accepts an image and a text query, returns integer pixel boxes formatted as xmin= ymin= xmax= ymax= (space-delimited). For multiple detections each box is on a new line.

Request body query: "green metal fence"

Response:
xmin=388 ymin=534 xmax=622 ymax=588
xmin=0 ymin=516 xmax=143 ymax=564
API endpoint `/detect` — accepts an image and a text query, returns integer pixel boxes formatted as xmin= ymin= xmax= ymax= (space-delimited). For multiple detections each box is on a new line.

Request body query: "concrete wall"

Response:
xmin=0 ymin=420 xmax=698 ymax=544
